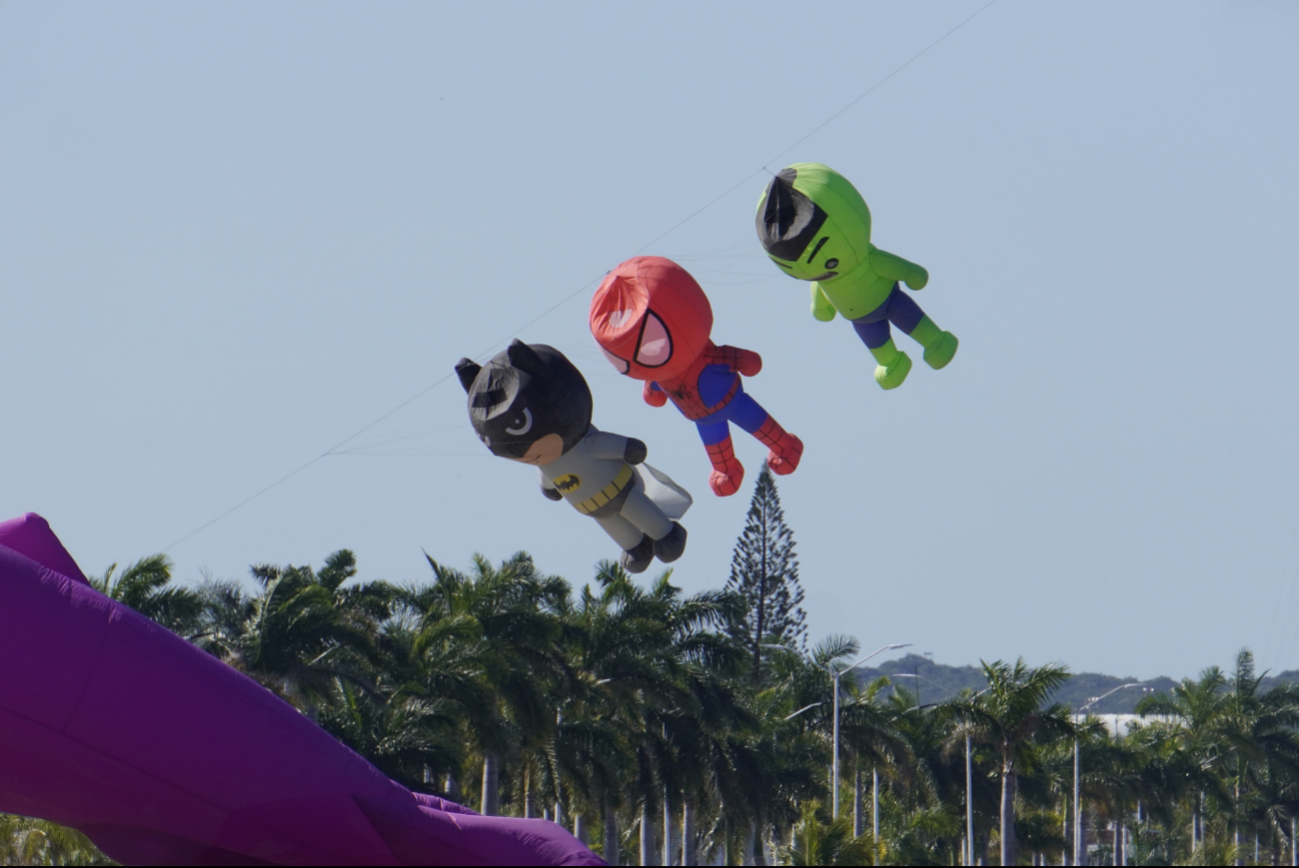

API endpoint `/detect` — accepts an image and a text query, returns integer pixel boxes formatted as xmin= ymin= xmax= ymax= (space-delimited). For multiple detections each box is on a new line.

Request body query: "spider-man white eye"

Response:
xmin=504 ymin=408 xmax=533 ymax=436
xmin=634 ymin=312 xmax=673 ymax=367
xmin=601 ymin=347 xmax=630 ymax=375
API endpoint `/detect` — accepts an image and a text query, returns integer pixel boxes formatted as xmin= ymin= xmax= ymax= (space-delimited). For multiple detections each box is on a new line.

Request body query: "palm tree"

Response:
xmin=945 ymin=658 xmax=1076 ymax=867
xmin=1137 ymin=662 xmax=1236 ymax=853
xmin=414 ymin=552 xmax=568 ymax=816
xmin=780 ymin=802 xmax=875 ymax=866
xmin=89 ymin=554 xmax=204 ymax=638
xmin=315 ymin=653 xmax=463 ymax=794
xmin=880 ymin=685 xmax=978 ymax=865
xmin=0 ymin=814 xmax=114 ymax=866
xmin=655 ymin=576 xmax=750 ymax=866
xmin=191 ymin=577 xmax=255 ymax=658
xmin=227 ymin=551 xmax=388 ymax=711
xmin=1074 ymin=721 xmax=1147 ymax=865
xmin=558 ymin=562 xmax=751 ymax=865
xmin=562 ymin=564 xmax=669 ymax=859
xmin=1223 ymin=651 xmax=1299 ymax=854
xmin=741 ymin=634 xmax=882 ymax=864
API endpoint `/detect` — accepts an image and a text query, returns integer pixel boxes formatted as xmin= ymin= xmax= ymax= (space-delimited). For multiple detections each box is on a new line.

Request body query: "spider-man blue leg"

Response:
xmin=727 ymin=391 xmax=803 ymax=476
xmin=695 ymin=391 xmax=802 ymax=496
xmin=695 ymin=417 xmax=742 ymax=497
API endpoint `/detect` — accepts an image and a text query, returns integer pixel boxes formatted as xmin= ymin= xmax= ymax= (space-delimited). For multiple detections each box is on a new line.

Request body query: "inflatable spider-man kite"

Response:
xmin=589 ymin=256 xmax=802 ymax=496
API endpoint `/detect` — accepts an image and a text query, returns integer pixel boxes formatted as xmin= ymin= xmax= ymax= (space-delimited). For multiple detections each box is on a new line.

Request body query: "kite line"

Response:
xmin=163 ymin=0 xmax=998 ymax=552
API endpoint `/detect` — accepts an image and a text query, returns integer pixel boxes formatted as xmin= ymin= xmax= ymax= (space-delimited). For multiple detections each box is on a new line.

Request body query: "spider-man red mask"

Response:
xmin=589 ymin=256 xmax=713 ymax=382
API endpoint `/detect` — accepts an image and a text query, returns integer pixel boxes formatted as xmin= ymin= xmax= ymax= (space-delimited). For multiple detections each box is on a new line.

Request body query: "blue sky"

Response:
xmin=2 ymin=1 xmax=1296 ymax=680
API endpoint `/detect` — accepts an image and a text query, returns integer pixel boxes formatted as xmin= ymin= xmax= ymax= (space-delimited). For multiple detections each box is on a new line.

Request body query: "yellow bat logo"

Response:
xmin=553 ymin=474 xmax=581 ymax=493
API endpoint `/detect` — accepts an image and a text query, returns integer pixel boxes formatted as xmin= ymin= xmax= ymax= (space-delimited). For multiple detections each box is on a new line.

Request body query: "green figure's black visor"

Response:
xmin=757 ymin=168 xmax=828 ymax=262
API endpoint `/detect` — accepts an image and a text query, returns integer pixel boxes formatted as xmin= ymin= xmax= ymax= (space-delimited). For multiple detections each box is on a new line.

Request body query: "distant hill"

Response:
xmin=852 ymin=654 xmax=1299 ymax=714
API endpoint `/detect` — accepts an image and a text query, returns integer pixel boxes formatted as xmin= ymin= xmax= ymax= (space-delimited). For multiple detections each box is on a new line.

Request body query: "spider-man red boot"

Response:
xmin=706 ymin=437 xmax=745 ymax=496
xmin=753 ymin=416 xmax=803 ymax=476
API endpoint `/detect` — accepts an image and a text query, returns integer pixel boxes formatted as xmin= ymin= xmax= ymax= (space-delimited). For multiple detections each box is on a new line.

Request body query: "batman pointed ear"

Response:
xmin=455 ymin=358 xmax=481 ymax=394
xmin=506 ymin=340 xmax=550 ymax=381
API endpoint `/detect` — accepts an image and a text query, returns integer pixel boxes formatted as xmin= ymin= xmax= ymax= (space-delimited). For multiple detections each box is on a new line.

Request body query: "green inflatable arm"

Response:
xmin=870 ymin=248 xmax=928 ymax=290
xmin=811 ymin=285 xmax=837 ymax=321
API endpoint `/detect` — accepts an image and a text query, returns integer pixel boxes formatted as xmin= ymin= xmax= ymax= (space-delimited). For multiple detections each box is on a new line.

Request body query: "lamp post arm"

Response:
xmin=1078 ymin=682 xmax=1144 ymax=715
xmin=836 ymin=643 xmax=913 ymax=678
xmin=784 ymin=701 xmax=823 ymax=722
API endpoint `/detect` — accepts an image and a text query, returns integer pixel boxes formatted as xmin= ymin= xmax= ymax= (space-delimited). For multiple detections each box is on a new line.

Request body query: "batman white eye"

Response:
xmin=504 ymin=408 xmax=533 ymax=436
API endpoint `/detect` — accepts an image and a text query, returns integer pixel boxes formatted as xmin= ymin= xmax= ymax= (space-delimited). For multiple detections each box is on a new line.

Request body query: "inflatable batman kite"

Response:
xmin=756 ymin=162 xmax=959 ymax=390
xmin=589 ymin=256 xmax=803 ymax=497
xmin=456 ymin=340 xmax=690 ymax=573
xmin=0 ymin=512 xmax=604 ymax=866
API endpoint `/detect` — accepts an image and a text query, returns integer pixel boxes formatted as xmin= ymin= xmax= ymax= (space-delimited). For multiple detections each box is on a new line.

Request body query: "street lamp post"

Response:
xmin=1073 ymin=683 xmax=1143 ymax=866
xmin=763 ymin=642 xmax=911 ymax=820
xmin=890 ymin=670 xmax=970 ymax=862
xmin=830 ymin=644 xmax=911 ymax=819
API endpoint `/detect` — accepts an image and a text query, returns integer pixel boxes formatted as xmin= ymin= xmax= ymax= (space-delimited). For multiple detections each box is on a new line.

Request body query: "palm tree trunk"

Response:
xmin=481 ymin=753 xmax=500 ymax=816
xmin=445 ymin=773 xmax=461 ymax=802
xmin=854 ymin=766 xmax=864 ymax=838
xmin=524 ymin=770 xmax=537 ymax=819
xmin=1194 ymin=791 xmax=1202 ymax=851
xmin=604 ymin=806 xmax=619 ymax=867
xmin=641 ymin=806 xmax=657 ymax=867
xmin=1235 ymin=782 xmax=1241 ymax=867
xmin=1063 ymin=798 xmax=1070 ymax=866
xmin=573 ymin=813 xmax=587 ymax=846
xmin=753 ymin=821 xmax=767 ymax=867
xmin=1000 ymin=760 xmax=1017 ymax=868
xmin=873 ymin=766 xmax=880 ymax=857
xmin=662 ymin=792 xmax=673 ymax=866
xmin=682 ymin=796 xmax=696 ymax=867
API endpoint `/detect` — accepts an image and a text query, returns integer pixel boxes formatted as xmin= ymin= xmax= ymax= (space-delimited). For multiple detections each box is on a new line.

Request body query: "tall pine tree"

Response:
xmin=725 ymin=466 xmax=808 ymax=681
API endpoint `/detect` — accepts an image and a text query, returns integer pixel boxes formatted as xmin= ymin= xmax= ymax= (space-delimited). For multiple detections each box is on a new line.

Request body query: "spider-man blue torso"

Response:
xmin=649 ymin=343 xmax=753 ymax=420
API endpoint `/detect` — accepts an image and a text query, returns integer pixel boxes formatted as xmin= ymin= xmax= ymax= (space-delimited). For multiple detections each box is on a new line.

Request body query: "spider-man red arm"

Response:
xmin=643 ymin=381 xmax=668 ymax=407
xmin=707 ymin=345 xmax=763 ymax=377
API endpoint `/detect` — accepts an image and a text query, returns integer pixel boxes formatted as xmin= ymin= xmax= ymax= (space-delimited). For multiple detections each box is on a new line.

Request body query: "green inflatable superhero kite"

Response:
xmin=756 ymin=162 xmax=958 ymax=390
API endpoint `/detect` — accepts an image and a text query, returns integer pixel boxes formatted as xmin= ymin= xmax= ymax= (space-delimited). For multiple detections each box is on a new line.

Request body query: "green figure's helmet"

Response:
xmin=756 ymin=163 xmax=871 ymax=283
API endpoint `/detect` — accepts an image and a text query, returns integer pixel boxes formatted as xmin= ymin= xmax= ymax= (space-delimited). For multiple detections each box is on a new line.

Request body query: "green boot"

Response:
xmin=923 ymin=332 xmax=958 ymax=369
xmin=870 ymin=339 xmax=912 ymax=390
xmin=909 ymin=316 xmax=959 ymax=370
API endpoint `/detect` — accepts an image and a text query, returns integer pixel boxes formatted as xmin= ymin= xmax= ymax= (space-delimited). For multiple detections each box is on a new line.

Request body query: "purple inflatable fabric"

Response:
xmin=0 ymin=514 xmax=604 ymax=867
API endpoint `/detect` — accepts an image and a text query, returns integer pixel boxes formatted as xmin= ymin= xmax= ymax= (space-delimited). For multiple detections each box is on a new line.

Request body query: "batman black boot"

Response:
xmin=652 ymin=522 xmax=688 ymax=563
xmin=621 ymin=535 xmax=655 ymax=574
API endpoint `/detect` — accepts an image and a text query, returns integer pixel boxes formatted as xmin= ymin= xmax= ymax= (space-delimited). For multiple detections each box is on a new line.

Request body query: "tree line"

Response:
xmin=5 ymin=469 xmax=1299 ymax=866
